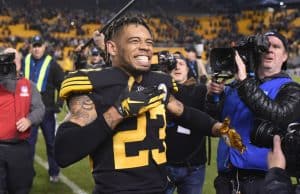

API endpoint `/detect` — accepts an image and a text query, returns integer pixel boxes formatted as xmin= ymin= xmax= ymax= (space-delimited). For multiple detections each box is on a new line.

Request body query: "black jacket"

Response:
xmin=236 ymin=72 xmax=300 ymax=128
xmin=207 ymin=72 xmax=300 ymax=129
xmin=166 ymin=78 xmax=208 ymax=166
xmin=39 ymin=56 xmax=64 ymax=111
xmin=264 ymin=167 xmax=300 ymax=194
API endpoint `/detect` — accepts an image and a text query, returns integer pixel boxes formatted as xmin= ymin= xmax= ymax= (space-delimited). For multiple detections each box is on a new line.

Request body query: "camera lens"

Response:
xmin=250 ymin=121 xmax=275 ymax=148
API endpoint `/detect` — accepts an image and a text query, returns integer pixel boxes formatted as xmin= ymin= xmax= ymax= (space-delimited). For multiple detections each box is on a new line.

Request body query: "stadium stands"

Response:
xmin=0 ymin=5 xmax=300 ymax=71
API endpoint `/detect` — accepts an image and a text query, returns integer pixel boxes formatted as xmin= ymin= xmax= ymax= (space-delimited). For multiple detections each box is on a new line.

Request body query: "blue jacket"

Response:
xmin=217 ymin=77 xmax=292 ymax=172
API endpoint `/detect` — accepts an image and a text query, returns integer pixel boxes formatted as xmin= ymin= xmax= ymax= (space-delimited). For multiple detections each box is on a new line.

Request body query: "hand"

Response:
xmin=219 ymin=117 xmax=246 ymax=153
xmin=16 ymin=118 xmax=32 ymax=132
xmin=268 ymin=135 xmax=286 ymax=169
xmin=93 ymin=31 xmax=105 ymax=51
xmin=234 ymin=50 xmax=247 ymax=81
xmin=115 ymin=77 xmax=165 ymax=118
xmin=207 ymin=80 xmax=225 ymax=95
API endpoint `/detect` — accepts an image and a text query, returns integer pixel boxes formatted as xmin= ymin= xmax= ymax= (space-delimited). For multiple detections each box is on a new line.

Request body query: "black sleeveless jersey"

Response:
xmin=86 ymin=67 xmax=177 ymax=193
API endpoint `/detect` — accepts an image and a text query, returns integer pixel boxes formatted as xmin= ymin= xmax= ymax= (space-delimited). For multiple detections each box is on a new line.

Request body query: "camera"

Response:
xmin=0 ymin=52 xmax=16 ymax=80
xmin=151 ymin=51 xmax=177 ymax=72
xmin=210 ymin=34 xmax=270 ymax=79
xmin=251 ymin=120 xmax=300 ymax=177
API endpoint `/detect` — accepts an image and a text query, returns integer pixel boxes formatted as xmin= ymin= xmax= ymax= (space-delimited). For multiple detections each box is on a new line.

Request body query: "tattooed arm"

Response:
xmin=64 ymin=95 xmax=123 ymax=129
xmin=55 ymin=94 xmax=122 ymax=167
xmin=67 ymin=95 xmax=97 ymax=126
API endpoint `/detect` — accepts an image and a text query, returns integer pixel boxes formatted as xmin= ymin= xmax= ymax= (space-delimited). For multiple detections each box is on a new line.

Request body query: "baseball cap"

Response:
xmin=264 ymin=31 xmax=288 ymax=51
xmin=31 ymin=35 xmax=44 ymax=46
xmin=91 ymin=47 xmax=100 ymax=56
xmin=184 ymin=46 xmax=197 ymax=53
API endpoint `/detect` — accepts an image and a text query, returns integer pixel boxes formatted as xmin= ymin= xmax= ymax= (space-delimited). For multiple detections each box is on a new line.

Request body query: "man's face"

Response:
xmin=170 ymin=58 xmax=189 ymax=84
xmin=91 ymin=54 xmax=102 ymax=64
xmin=31 ymin=43 xmax=46 ymax=59
xmin=260 ymin=36 xmax=288 ymax=75
xmin=186 ymin=51 xmax=197 ymax=61
xmin=107 ymin=24 xmax=153 ymax=74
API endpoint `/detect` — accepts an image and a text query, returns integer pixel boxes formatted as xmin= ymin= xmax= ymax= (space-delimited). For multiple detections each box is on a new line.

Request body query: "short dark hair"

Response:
xmin=105 ymin=14 xmax=152 ymax=42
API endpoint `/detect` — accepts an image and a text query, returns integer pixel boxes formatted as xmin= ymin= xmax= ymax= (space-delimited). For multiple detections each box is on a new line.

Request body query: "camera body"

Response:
xmin=151 ymin=51 xmax=177 ymax=72
xmin=0 ymin=52 xmax=16 ymax=80
xmin=210 ymin=34 xmax=270 ymax=79
xmin=251 ymin=120 xmax=300 ymax=177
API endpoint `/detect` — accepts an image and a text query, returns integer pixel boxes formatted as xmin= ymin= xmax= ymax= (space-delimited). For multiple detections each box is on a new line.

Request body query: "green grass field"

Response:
xmin=29 ymin=76 xmax=300 ymax=194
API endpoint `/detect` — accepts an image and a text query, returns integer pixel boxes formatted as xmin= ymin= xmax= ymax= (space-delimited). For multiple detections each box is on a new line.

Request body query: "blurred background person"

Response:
xmin=185 ymin=46 xmax=208 ymax=84
xmin=165 ymin=52 xmax=208 ymax=194
xmin=87 ymin=47 xmax=107 ymax=68
xmin=0 ymin=47 xmax=44 ymax=194
xmin=21 ymin=35 xmax=65 ymax=183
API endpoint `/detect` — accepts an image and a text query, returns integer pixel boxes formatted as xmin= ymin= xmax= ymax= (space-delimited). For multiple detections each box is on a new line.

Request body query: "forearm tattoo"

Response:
xmin=68 ymin=95 xmax=97 ymax=126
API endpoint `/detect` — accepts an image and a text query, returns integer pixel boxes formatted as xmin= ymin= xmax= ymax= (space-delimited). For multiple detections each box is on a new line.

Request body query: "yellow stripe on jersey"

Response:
xmin=60 ymin=84 xmax=93 ymax=99
xmin=61 ymin=76 xmax=90 ymax=86
xmin=127 ymin=76 xmax=135 ymax=92
xmin=59 ymin=76 xmax=93 ymax=99
xmin=172 ymin=79 xmax=179 ymax=93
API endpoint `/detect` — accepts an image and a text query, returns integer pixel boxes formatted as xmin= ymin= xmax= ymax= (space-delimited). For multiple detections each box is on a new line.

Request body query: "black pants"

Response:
xmin=0 ymin=141 xmax=34 ymax=194
xmin=214 ymin=169 xmax=266 ymax=194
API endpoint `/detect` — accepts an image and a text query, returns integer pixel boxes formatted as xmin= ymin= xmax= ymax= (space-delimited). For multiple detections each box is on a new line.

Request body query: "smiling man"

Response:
xmin=54 ymin=15 xmax=244 ymax=194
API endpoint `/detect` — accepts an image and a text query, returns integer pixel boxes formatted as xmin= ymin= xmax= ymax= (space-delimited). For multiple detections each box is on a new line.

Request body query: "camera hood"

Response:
xmin=210 ymin=48 xmax=236 ymax=79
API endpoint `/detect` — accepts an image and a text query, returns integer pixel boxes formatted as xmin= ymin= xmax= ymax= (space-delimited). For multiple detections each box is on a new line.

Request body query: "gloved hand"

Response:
xmin=220 ymin=117 xmax=246 ymax=153
xmin=114 ymin=77 xmax=165 ymax=118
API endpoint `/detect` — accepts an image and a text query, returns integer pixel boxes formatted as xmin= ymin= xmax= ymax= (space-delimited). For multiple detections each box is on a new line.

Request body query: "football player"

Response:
xmin=55 ymin=15 xmax=243 ymax=194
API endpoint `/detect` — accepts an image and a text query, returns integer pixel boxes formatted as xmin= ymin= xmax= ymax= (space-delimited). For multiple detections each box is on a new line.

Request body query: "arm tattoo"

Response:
xmin=68 ymin=95 xmax=97 ymax=126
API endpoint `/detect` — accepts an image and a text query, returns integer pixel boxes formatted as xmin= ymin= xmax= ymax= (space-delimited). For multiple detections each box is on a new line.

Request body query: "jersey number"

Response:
xmin=113 ymin=105 xmax=166 ymax=169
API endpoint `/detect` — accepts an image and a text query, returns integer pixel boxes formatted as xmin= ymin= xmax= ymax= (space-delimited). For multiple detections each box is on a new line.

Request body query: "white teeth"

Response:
xmin=136 ymin=56 xmax=148 ymax=62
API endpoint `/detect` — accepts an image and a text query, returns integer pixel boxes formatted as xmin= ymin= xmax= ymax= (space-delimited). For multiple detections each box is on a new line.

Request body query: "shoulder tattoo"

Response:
xmin=68 ymin=95 xmax=97 ymax=126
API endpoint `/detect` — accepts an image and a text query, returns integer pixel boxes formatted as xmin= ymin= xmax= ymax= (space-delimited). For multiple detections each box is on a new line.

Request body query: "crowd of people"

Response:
xmin=0 ymin=3 xmax=300 ymax=194
xmin=1 ymin=6 xmax=300 ymax=68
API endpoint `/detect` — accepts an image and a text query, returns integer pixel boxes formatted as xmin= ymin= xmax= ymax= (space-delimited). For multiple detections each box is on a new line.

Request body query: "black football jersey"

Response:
xmin=85 ymin=67 xmax=177 ymax=193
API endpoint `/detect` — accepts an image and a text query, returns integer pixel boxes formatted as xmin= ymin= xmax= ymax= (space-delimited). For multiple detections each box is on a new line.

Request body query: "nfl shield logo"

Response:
xmin=20 ymin=86 xmax=29 ymax=97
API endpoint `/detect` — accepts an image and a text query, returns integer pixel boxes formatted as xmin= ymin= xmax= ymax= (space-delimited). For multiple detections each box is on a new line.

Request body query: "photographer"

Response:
xmin=165 ymin=53 xmax=208 ymax=194
xmin=265 ymin=135 xmax=300 ymax=194
xmin=0 ymin=48 xmax=44 ymax=194
xmin=207 ymin=31 xmax=300 ymax=194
